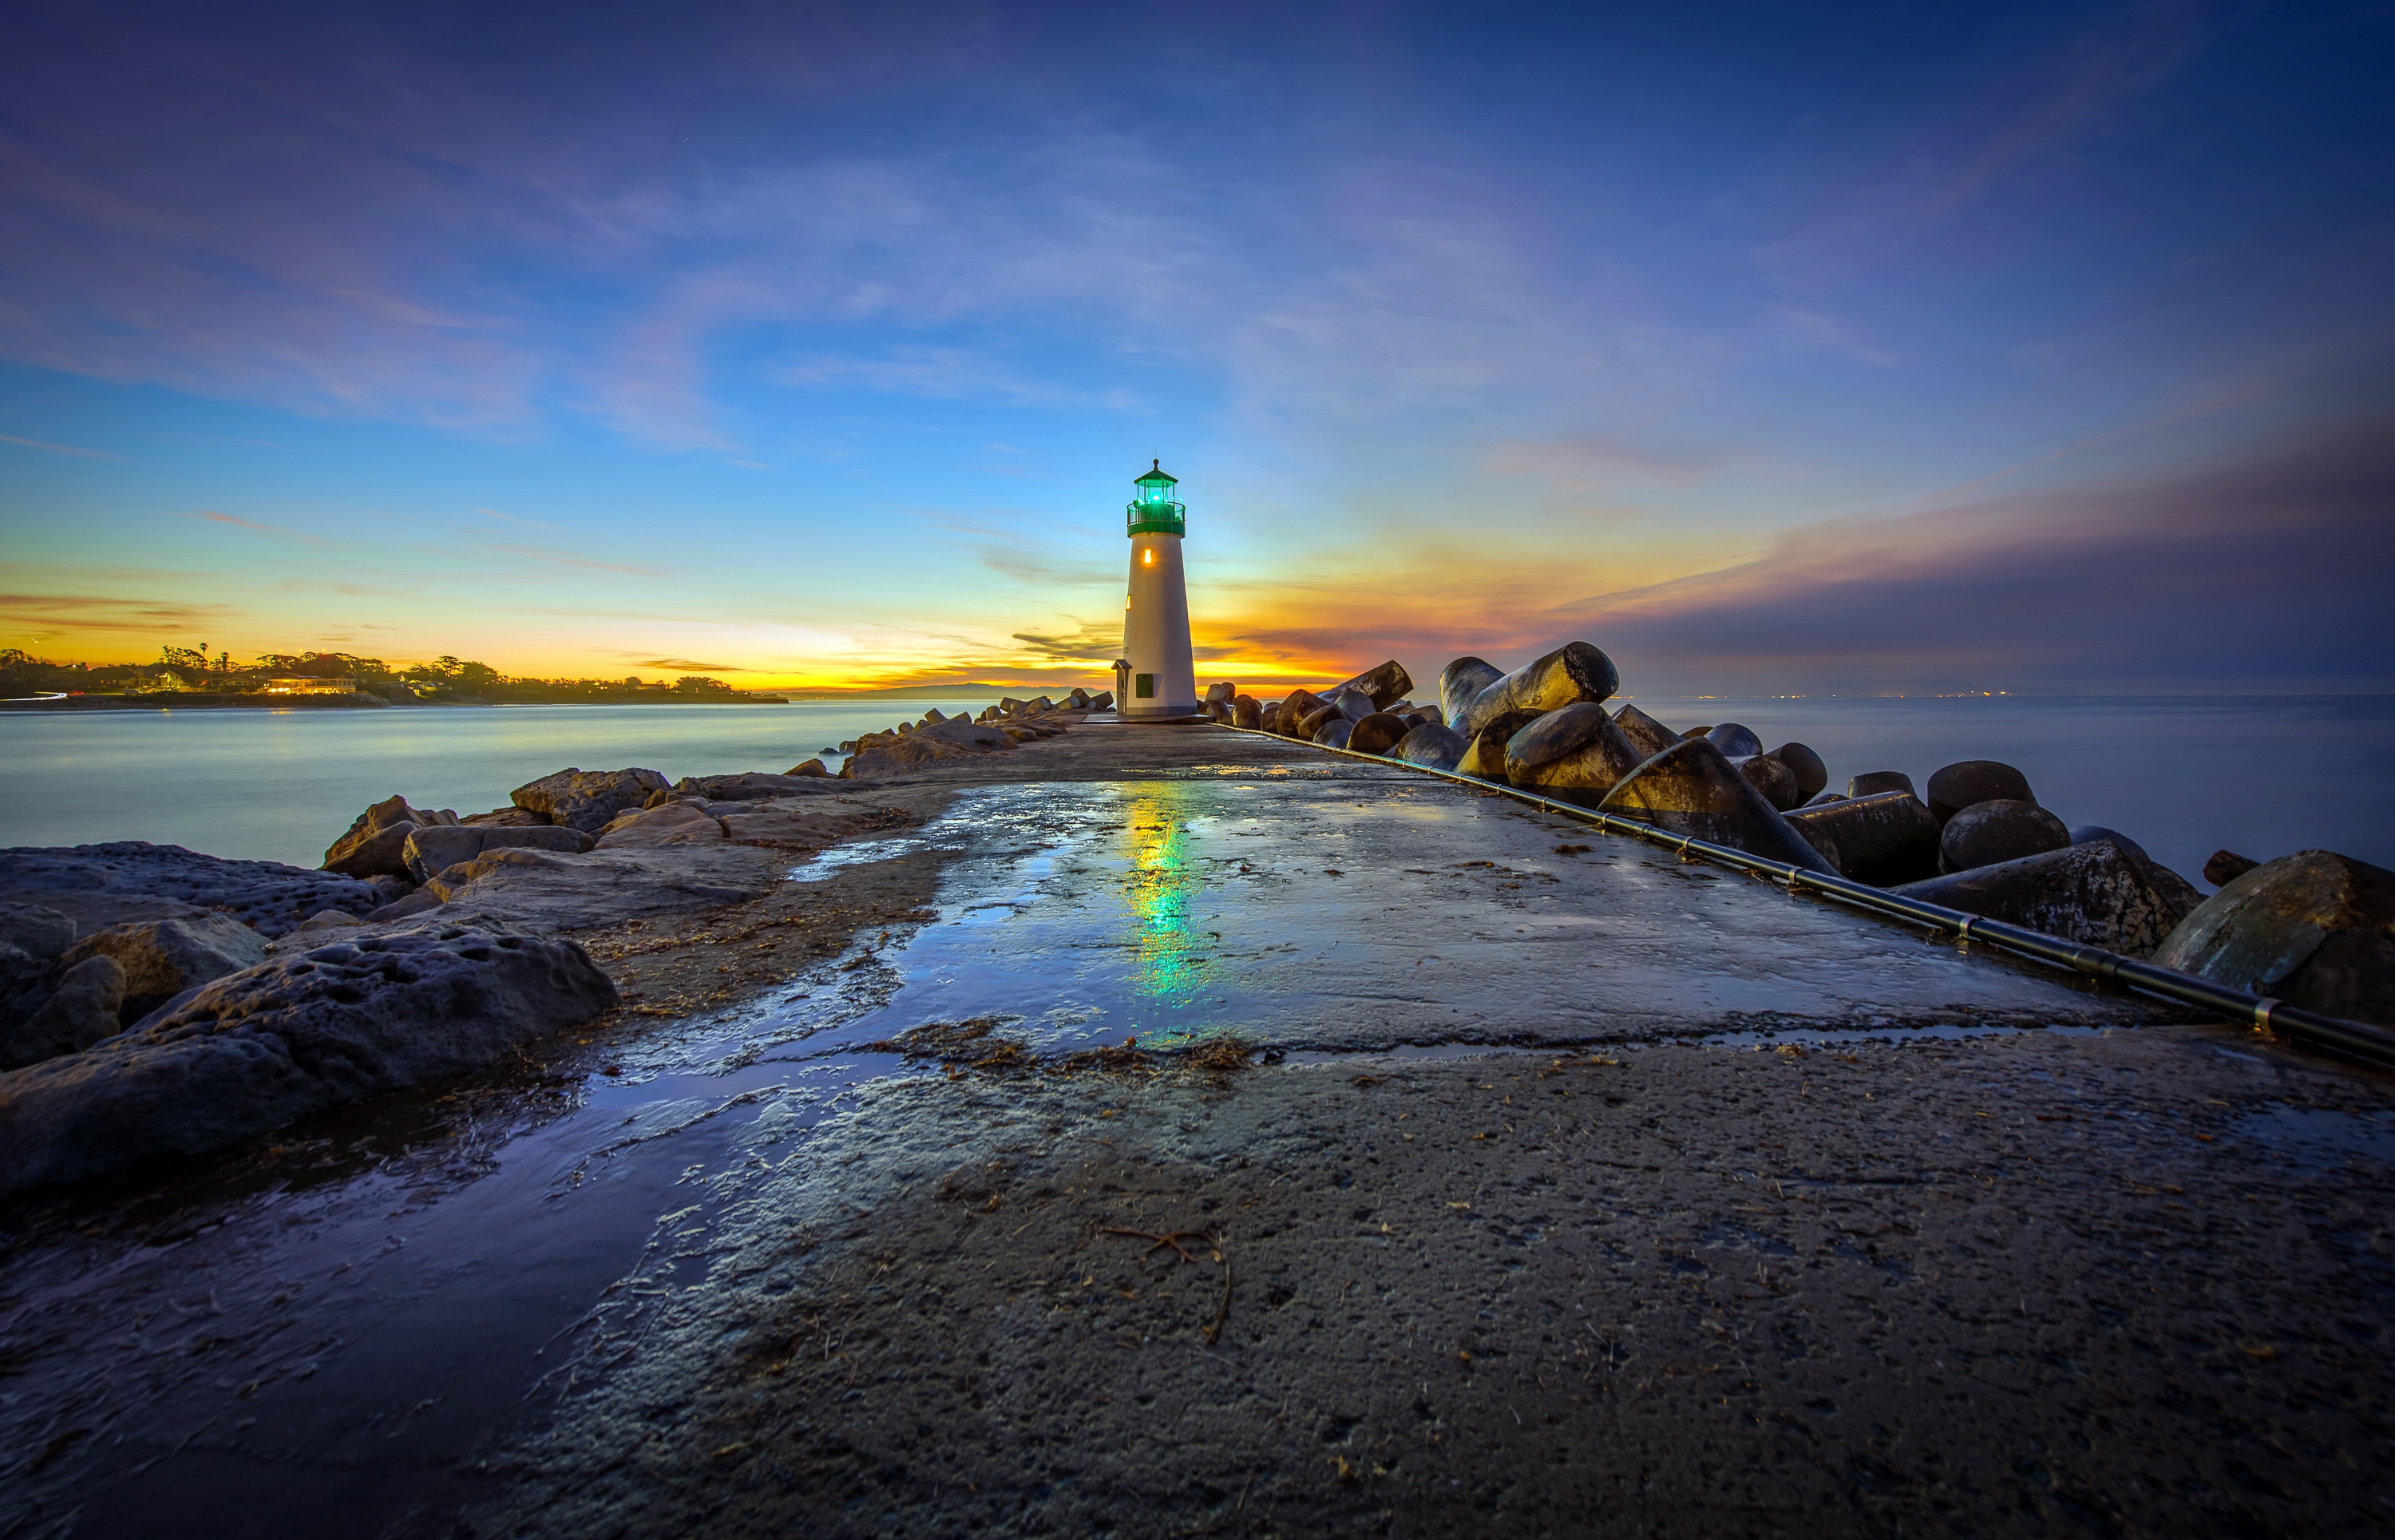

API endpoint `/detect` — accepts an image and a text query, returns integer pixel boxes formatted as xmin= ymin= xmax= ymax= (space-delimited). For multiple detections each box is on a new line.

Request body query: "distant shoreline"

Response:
xmin=0 ymin=694 xmax=795 ymax=713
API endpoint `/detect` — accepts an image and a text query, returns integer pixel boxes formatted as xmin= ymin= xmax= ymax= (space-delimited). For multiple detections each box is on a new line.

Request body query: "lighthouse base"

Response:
xmin=1080 ymin=711 xmax=1215 ymax=726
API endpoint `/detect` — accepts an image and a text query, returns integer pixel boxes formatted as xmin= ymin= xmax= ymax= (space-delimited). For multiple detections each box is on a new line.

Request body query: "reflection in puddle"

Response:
xmin=1125 ymin=783 xmax=1203 ymax=1012
xmin=788 ymin=836 xmax=922 ymax=881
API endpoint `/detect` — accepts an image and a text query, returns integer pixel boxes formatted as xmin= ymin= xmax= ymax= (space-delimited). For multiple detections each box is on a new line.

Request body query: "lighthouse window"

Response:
xmin=1142 ymin=549 xmax=1154 ymax=564
xmin=1135 ymin=673 xmax=1154 ymax=699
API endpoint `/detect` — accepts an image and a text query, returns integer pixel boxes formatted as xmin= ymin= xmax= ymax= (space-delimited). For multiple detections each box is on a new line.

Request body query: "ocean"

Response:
xmin=0 ymin=695 xmax=2388 ymax=885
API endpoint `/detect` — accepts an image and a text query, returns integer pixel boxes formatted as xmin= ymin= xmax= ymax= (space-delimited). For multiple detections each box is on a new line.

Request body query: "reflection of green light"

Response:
xmin=1123 ymin=783 xmax=1202 ymax=1015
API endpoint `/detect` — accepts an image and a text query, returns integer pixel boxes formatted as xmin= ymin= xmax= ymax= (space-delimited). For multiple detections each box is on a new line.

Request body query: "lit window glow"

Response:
xmin=1142 ymin=549 xmax=1154 ymax=564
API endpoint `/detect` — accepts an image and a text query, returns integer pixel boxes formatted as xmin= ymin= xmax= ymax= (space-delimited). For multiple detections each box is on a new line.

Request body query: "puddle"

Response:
xmin=2230 ymin=1105 xmax=2395 ymax=1170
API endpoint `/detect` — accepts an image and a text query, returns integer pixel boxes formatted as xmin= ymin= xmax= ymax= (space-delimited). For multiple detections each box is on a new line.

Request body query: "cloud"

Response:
xmin=173 ymin=509 xmax=335 ymax=546
xmin=471 ymin=542 xmax=659 ymax=576
xmin=0 ymin=591 xmax=239 ymax=632
xmin=0 ymin=432 xmax=117 ymax=458
xmin=636 ymin=657 xmax=747 ymax=672
xmin=775 ymin=347 xmax=1134 ymax=411
xmin=1010 ymin=624 xmax=1122 ymax=663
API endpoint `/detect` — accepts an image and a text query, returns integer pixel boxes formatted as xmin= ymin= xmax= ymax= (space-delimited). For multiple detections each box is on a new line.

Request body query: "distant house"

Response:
xmin=261 ymin=676 xmax=359 ymax=695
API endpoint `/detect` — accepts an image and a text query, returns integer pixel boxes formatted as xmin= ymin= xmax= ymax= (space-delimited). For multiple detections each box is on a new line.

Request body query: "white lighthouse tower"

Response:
xmin=1114 ymin=460 xmax=1202 ymax=720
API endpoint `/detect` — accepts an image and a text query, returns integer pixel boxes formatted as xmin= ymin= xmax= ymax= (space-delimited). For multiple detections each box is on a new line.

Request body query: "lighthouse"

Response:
xmin=1115 ymin=460 xmax=1202 ymax=719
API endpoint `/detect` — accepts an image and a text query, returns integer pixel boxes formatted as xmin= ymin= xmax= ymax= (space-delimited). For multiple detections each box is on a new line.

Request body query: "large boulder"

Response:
xmin=593 ymin=803 xmax=728 ymax=849
xmin=1504 ymin=703 xmax=1647 ymax=807
xmin=1847 ymin=770 xmax=1917 ymax=800
xmin=1204 ymin=681 xmax=1237 ymax=706
xmin=403 ymin=824 xmax=594 ymax=881
xmin=1314 ymin=718 xmax=1356 ymax=750
xmin=1456 ymin=727 xmax=1510 ymax=782
xmin=1348 ymin=712 xmax=1410 ymax=756
xmin=0 ymin=956 xmax=127 ymax=1071
xmin=1277 ymin=690 xmax=1327 ymax=738
xmin=0 ymin=923 xmax=618 ymax=1198
xmin=1231 ymin=696 xmax=1261 ymax=730
xmin=2071 ymin=827 xmax=2203 ymax=919
xmin=1785 ymin=791 xmax=1940 ymax=885
xmin=0 ymin=843 xmax=379 ymax=938
xmin=2204 ymin=850 xmax=2261 ymax=887
xmin=1894 ymin=841 xmax=2189 ymax=956
xmin=1088 ymin=691 xmax=1114 ymax=712
xmin=1330 ymin=689 xmax=1379 ymax=723
xmin=1925 ymin=760 xmax=2035 ymax=824
xmin=322 ymin=794 xmax=461 ymax=878
xmin=1392 ymin=722 xmax=1468 ymax=772
xmin=1595 ymin=738 xmax=1837 ymax=874
xmin=58 ymin=913 xmax=269 ymax=1023
xmin=1320 ymin=660 xmax=1412 ymax=711
xmin=1455 ymin=643 xmax=1621 ymax=743
xmin=1769 ymin=743 xmax=1829 ymax=802
xmin=1940 ymin=799 xmax=2070 ymax=872
xmin=2152 ymin=852 xmax=2395 ymax=1025
xmin=1611 ymin=703 xmax=1680 ymax=760
xmin=461 ymin=806 xmax=552 ymax=827
xmin=511 ymin=768 xmax=671 ymax=833
xmin=1439 ymin=658 xmax=1505 ymax=726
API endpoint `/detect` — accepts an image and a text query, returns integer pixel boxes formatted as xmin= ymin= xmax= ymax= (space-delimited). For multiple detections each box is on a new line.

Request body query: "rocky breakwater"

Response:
xmin=0 ymin=730 xmax=992 ymax=1198
xmin=1218 ymin=648 xmax=2395 ymax=1033
xmin=833 ymin=691 xmax=1104 ymax=779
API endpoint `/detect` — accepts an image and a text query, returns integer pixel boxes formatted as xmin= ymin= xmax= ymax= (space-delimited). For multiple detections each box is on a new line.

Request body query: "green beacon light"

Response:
xmin=1126 ymin=459 xmax=1186 ymax=536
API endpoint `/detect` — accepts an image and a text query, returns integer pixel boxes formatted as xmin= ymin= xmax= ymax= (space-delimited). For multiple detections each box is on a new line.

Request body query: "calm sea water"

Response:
xmin=0 ymin=696 xmax=2388 ymax=884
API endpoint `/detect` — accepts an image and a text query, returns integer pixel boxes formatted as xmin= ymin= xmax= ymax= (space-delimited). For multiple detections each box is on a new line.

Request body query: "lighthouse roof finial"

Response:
xmin=1134 ymin=458 xmax=1178 ymax=486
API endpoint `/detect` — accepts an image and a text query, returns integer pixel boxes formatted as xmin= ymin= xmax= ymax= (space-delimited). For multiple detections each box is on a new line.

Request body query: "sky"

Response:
xmin=2 ymin=0 xmax=2390 ymax=696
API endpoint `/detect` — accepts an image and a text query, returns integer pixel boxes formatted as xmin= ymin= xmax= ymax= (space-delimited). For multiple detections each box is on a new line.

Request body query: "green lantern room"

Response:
xmin=1126 ymin=460 xmax=1186 ymax=537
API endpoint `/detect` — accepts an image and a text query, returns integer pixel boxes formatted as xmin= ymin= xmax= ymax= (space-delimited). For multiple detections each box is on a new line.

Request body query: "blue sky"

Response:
xmin=2 ymin=0 xmax=2389 ymax=693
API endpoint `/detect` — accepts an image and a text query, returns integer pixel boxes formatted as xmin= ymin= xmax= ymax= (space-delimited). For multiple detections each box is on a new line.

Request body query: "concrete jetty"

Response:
xmin=3 ymin=728 xmax=2389 ymax=1537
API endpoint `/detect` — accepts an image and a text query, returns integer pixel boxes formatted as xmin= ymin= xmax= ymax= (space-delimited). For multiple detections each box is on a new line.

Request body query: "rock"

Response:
xmin=1456 ymin=727 xmax=1510 ymax=782
xmin=1 ymin=956 xmax=127 ymax=1070
xmin=1940 ymin=799 xmax=2069 ymax=873
xmin=1847 ymin=770 xmax=1917 ymax=800
xmin=1298 ymin=704 xmax=1346 ymax=739
xmin=1804 ymin=790 xmax=1847 ymax=806
xmin=0 ymin=842 xmax=380 ymax=938
xmin=367 ymin=889 xmax=443 ymax=922
xmin=322 ymin=794 xmax=452 ymax=877
xmin=1067 ymin=688 xmax=1091 ymax=709
xmin=1704 ymin=723 xmax=1764 ymax=758
xmin=841 ymin=734 xmax=972 ymax=778
xmin=1232 ymin=696 xmax=1261 ymax=730
xmin=2070 ymin=827 xmax=2203 ymax=920
xmin=0 ymin=923 xmax=617 ymax=1197
xmin=2204 ymin=850 xmax=2261 ymax=887
xmin=1503 ymin=703 xmax=1647 ymax=807
xmin=1682 ymin=726 xmax=1712 ymax=740
xmin=511 ymin=768 xmax=671 ymax=833
xmin=1925 ymin=760 xmax=2035 ymax=824
xmin=1895 ymin=841 xmax=2189 ymax=954
xmin=920 ymin=708 xmax=948 ymax=726
xmin=1205 ymin=681 xmax=1237 ymax=705
xmin=1595 ymin=738 xmax=1837 ymax=874
xmin=1331 ymin=689 xmax=1378 ymax=723
xmin=0 ymin=903 xmax=77 ymax=1004
xmin=403 ymin=824 xmax=595 ymax=881
xmin=1320 ymin=661 xmax=1413 ymax=712
xmin=1089 ymin=691 xmax=1114 ymax=712
xmin=1438 ymin=658 xmax=1505 ymax=727
xmin=717 ymin=797 xmax=908 ymax=848
xmin=1348 ymin=712 xmax=1410 ymax=755
xmin=1611 ymin=703 xmax=1680 ymax=760
xmin=461 ymin=806 xmax=551 ymax=827
xmin=291 ymin=908 xmax=364 ymax=936
xmin=1206 ymin=702 xmax=1233 ymax=724
xmin=2153 ymin=852 xmax=2395 ymax=1024
xmin=1314 ymin=718 xmax=1356 ymax=750
xmin=1732 ymin=753 xmax=1802 ymax=811
xmin=1769 ymin=742 xmax=1828 ymax=802
xmin=58 ymin=913 xmax=269 ymax=1022
xmin=1393 ymin=723 xmax=1468 ymax=772
xmin=672 ymin=772 xmax=845 ymax=802
xmin=1278 ymin=690 xmax=1327 ymax=738
xmin=426 ymin=845 xmax=782 ymax=930
xmin=1455 ymin=643 xmax=1621 ymax=742
xmin=592 ymin=803 xmax=727 ymax=849
xmin=1785 ymin=791 xmax=1941 ymax=885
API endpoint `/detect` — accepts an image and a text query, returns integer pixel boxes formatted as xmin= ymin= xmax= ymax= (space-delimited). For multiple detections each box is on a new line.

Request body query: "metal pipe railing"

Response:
xmin=1221 ymin=724 xmax=2395 ymax=1068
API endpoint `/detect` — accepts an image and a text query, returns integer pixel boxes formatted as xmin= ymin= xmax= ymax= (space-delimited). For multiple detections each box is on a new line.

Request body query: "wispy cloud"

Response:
xmin=0 ymin=432 xmax=117 ymax=458
xmin=173 ymin=509 xmax=335 ymax=546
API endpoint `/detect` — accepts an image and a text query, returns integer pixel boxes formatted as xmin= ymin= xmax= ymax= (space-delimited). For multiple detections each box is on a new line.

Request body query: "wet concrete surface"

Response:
xmin=2 ymin=729 xmax=2390 ymax=1538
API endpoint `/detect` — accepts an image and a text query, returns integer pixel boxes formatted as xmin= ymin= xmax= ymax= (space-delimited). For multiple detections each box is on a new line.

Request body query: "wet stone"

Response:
xmin=1769 ymin=742 xmax=1828 ymax=802
xmin=1504 ymin=702 xmax=1648 ymax=806
xmin=1704 ymin=722 xmax=1764 ymax=759
xmin=1896 ymin=840 xmax=2190 ymax=955
xmin=1437 ymin=657 xmax=1504 ymax=726
xmin=1454 ymin=642 xmax=1620 ymax=743
xmin=1596 ymin=737 xmax=1837 ymax=874
xmin=1785 ymin=790 xmax=1941 ymax=886
xmin=1732 ymin=753 xmax=1802 ymax=811
xmin=1848 ymin=770 xmax=1916 ymax=799
xmin=1940 ymin=798 xmax=2069 ymax=873
xmin=1320 ymin=660 xmax=1413 ymax=711
xmin=1611 ymin=703 xmax=1680 ymax=760
xmin=1347 ymin=712 xmax=1410 ymax=756
xmin=2154 ymin=850 xmax=2395 ymax=1026
xmin=1926 ymin=759 xmax=2035 ymax=824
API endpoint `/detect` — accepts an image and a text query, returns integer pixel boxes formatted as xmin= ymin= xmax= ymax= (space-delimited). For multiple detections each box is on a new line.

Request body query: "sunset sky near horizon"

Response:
xmin=2 ymin=1 xmax=2390 ymax=697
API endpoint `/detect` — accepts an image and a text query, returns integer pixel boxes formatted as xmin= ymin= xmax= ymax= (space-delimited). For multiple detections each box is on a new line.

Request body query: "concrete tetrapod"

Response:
xmin=1783 ymin=791 xmax=1941 ymax=886
xmin=1391 ymin=722 xmax=1468 ymax=772
xmin=1455 ymin=727 xmax=1510 ymax=782
xmin=1611 ymin=703 xmax=1681 ymax=760
xmin=1320 ymin=660 xmax=1413 ymax=711
xmin=1925 ymin=760 xmax=2035 ymax=825
xmin=1847 ymin=770 xmax=1917 ymax=800
xmin=1769 ymin=742 xmax=1829 ymax=802
xmin=2154 ymin=851 xmax=2395 ymax=1026
xmin=1940 ymin=799 xmax=2070 ymax=872
xmin=1594 ymin=737 xmax=1839 ymax=875
xmin=1893 ymin=840 xmax=2189 ymax=956
xmin=1502 ymin=702 xmax=1649 ymax=807
xmin=1438 ymin=657 xmax=1505 ymax=726
xmin=1454 ymin=642 xmax=1621 ymax=743
xmin=1347 ymin=712 xmax=1411 ymax=757
xmin=1314 ymin=718 xmax=1356 ymax=751
xmin=1704 ymin=722 xmax=1764 ymax=758
xmin=1731 ymin=754 xmax=1803 ymax=811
